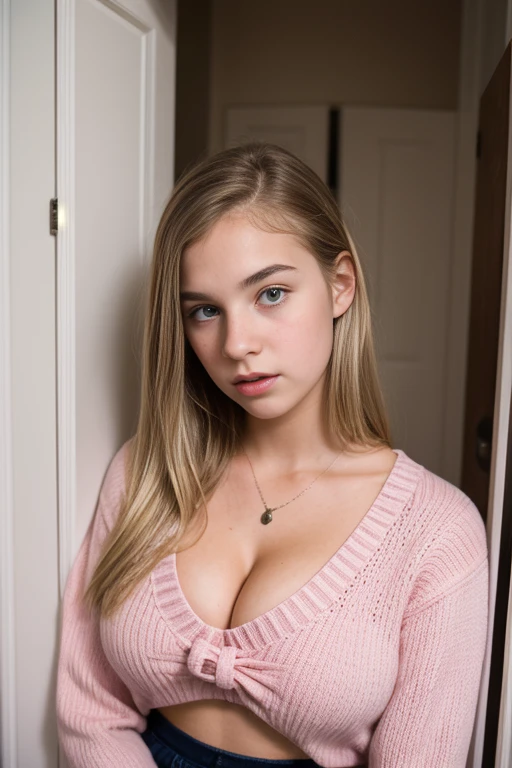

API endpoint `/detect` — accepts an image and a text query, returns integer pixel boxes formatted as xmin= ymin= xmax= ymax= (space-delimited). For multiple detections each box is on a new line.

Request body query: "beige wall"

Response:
xmin=208 ymin=0 xmax=462 ymax=154
xmin=175 ymin=0 xmax=212 ymax=180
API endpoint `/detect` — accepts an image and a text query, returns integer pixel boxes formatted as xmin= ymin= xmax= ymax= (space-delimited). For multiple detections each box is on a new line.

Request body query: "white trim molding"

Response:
xmin=56 ymin=0 xmax=77 ymax=598
xmin=56 ymin=6 xmax=76 ymax=764
xmin=0 ymin=0 xmax=17 ymax=764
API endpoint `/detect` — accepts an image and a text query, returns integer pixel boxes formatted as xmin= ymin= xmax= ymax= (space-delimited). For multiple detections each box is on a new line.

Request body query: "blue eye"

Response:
xmin=186 ymin=286 xmax=290 ymax=322
xmin=259 ymin=287 xmax=287 ymax=305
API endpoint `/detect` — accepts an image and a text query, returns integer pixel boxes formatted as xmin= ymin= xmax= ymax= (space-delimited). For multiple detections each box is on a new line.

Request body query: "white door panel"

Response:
xmin=339 ymin=106 xmax=458 ymax=476
xmin=58 ymin=0 xmax=176 ymax=584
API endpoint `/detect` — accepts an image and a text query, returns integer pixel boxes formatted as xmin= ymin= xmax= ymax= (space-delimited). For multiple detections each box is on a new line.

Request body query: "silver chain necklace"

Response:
xmin=241 ymin=446 xmax=343 ymax=524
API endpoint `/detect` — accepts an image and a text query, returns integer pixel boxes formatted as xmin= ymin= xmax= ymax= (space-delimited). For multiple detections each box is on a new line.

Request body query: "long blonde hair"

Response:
xmin=85 ymin=141 xmax=392 ymax=619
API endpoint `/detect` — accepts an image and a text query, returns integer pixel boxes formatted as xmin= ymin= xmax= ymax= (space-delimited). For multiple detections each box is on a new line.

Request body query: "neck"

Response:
xmin=239 ymin=401 xmax=345 ymax=475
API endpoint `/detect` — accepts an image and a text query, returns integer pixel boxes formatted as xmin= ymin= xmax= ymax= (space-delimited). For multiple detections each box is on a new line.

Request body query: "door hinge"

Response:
xmin=50 ymin=198 xmax=58 ymax=235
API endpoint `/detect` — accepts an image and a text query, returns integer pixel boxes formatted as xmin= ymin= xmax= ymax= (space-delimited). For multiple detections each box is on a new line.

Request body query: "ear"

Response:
xmin=331 ymin=251 xmax=356 ymax=320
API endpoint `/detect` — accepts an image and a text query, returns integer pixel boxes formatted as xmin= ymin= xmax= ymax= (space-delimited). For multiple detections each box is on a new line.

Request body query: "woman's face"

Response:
xmin=179 ymin=212 xmax=354 ymax=421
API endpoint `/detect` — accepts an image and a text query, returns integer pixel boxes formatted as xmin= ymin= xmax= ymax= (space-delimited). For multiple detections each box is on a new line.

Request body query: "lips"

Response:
xmin=233 ymin=375 xmax=280 ymax=396
xmin=232 ymin=372 xmax=275 ymax=384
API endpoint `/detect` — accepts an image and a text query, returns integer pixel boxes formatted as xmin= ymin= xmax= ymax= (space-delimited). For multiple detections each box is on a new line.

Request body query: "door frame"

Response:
xmin=493 ymin=83 xmax=512 ymax=766
xmin=0 ymin=0 xmax=16 ymax=765
xmin=443 ymin=0 xmax=483 ymax=488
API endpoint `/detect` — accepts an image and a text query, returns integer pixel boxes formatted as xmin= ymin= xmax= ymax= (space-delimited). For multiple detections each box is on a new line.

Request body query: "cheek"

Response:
xmin=277 ymin=305 xmax=333 ymax=366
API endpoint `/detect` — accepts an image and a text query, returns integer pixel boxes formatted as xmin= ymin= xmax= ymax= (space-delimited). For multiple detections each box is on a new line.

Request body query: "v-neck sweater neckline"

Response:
xmin=151 ymin=448 xmax=424 ymax=650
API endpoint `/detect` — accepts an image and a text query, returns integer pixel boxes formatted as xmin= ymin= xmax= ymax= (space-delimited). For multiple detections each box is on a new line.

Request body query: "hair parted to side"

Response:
xmin=85 ymin=141 xmax=392 ymax=619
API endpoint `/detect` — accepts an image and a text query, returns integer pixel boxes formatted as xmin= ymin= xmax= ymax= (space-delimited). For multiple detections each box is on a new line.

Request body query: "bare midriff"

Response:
xmin=156 ymin=444 xmax=398 ymax=759
xmin=157 ymin=699 xmax=311 ymax=759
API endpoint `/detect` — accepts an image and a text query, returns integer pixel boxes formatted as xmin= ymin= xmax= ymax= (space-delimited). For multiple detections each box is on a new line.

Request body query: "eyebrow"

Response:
xmin=179 ymin=264 xmax=299 ymax=302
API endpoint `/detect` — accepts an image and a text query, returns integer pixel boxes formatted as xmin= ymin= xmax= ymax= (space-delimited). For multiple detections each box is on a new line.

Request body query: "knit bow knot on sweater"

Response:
xmin=186 ymin=635 xmax=286 ymax=696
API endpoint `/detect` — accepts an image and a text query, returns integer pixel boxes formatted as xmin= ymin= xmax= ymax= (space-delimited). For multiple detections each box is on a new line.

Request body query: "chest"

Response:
xmin=175 ymin=452 xmax=397 ymax=632
xmin=98 ymin=446 xmax=418 ymax=744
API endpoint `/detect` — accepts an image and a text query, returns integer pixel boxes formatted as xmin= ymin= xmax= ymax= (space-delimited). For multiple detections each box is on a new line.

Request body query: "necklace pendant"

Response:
xmin=261 ymin=508 xmax=273 ymax=525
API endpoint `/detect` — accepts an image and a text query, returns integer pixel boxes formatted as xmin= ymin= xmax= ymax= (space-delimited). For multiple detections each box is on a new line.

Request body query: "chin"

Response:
xmin=240 ymin=394 xmax=309 ymax=421
xmin=243 ymin=407 xmax=287 ymax=420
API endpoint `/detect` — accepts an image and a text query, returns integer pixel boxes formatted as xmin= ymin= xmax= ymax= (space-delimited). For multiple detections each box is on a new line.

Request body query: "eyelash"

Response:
xmin=186 ymin=286 xmax=291 ymax=322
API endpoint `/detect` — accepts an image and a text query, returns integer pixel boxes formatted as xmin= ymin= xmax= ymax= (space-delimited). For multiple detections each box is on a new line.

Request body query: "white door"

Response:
xmin=339 ymin=106 xmax=459 ymax=479
xmin=1 ymin=1 xmax=177 ymax=766
xmin=59 ymin=0 xmax=177 ymax=576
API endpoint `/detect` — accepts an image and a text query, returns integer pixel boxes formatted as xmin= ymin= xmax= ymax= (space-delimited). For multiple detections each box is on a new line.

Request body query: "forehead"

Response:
xmin=180 ymin=214 xmax=310 ymax=281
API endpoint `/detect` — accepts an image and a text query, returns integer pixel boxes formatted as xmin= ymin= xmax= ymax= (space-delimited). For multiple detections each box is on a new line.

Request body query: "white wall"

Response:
xmin=6 ymin=0 xmax=60 ymax=766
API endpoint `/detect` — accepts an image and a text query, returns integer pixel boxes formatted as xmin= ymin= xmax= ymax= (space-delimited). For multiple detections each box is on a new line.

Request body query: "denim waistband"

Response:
xmin=144 ymin=709 xmax=320 ymax=768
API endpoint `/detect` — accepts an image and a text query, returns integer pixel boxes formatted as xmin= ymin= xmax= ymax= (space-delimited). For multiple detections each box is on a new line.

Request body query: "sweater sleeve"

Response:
xmin=56 ymin=441 xmax=156 ymax=768
xmin=368 ymin=496 xmax=490 ymax=768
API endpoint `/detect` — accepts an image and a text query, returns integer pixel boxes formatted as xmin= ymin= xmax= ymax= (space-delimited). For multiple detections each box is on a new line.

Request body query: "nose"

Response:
xmin=221 ymin=311 xmax=262 ymax=359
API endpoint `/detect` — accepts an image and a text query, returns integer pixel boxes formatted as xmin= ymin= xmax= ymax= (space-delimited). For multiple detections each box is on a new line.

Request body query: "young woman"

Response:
xmin=56 ymin=142 xmax=489 ymax=768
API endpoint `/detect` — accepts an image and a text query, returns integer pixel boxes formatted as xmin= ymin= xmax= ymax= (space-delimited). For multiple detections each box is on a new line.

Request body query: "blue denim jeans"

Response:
xmin=140 ymin=709 xmax=322 ymax=768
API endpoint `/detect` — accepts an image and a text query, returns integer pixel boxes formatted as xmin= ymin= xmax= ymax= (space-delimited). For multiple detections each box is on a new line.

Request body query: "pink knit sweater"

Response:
xmin=56 ymin=441 xmax=489 ymax=767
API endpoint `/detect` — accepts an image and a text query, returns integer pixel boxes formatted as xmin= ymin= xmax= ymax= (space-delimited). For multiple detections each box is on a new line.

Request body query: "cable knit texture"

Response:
xmin=56 ymin=441 xmax=489 ymax=767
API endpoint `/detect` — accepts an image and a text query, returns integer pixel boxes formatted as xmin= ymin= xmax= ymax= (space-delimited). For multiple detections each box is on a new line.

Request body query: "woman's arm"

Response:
xmin=56 ymin=444 xmax=156 ymax=768
xmin=368 ymin=505 xmax=489 ymax=767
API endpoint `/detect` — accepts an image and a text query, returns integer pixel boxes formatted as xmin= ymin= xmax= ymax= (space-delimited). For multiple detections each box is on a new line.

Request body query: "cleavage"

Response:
xmin=174 ymin=508 xmax=366 ymax=631
xmin=174 ymin=448 xmax=396 ymax=630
